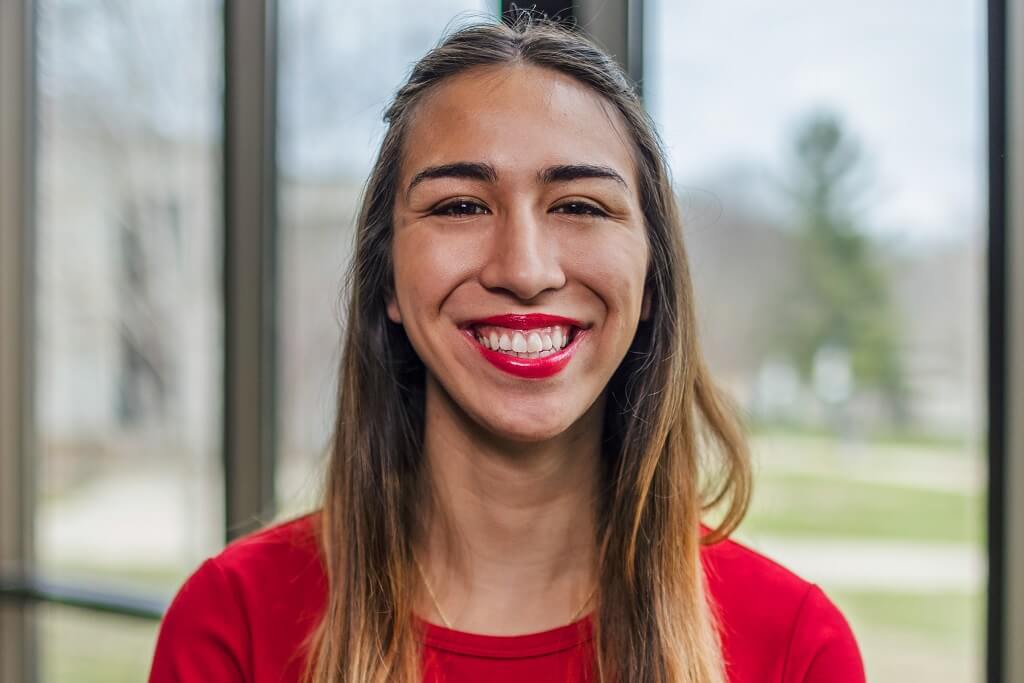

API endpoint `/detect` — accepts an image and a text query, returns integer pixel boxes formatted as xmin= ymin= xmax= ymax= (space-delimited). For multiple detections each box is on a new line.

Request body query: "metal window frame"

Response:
xmin=502 ymin=0 xmax=574 ymax=21
xmin=223 ymin=0 xmax=279 ymax=542
xmin=500 ymin=0 xmax=643 ymax=90
xmin=575 ymin=0 xmax=643 ymax=94
xmin=1009 ymin=0 xmax=1024 ymax=672
xmin=0 ymin=1 xmax=38 ymax=680
xmin=991 ymin=0 xmax=1024 ymax=681
xmin=0 ymin=0 xmax=281 ymax=678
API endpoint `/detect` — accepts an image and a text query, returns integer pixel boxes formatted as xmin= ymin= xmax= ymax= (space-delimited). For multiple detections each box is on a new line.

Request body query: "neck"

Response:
xmin=415 ymin=375 xmax=602 ymax=635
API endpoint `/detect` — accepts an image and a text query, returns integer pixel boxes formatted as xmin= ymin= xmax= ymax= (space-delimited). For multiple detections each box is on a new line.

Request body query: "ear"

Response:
xmin=640 ymin=287 xmax=653 ymax=321
xmin=386 ymin=295 xmax=402 ymax=324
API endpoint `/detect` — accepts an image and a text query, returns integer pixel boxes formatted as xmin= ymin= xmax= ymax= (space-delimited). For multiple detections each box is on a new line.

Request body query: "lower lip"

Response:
xmin=464 ymin=330 xmax=586 ymax=379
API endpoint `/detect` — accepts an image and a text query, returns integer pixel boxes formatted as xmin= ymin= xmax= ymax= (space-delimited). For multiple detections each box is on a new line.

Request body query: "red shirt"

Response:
xmin=149 ymin=512 xmax=865 ymax=682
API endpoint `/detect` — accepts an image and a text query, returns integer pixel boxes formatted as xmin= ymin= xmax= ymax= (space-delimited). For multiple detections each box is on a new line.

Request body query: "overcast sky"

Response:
xmin=275 ymin=0 xmax=986 ymax=246
xmin=645 ymin=0 xmax=986 ymax=245
xmin=44 ymin=1 xmax=983 ymax=246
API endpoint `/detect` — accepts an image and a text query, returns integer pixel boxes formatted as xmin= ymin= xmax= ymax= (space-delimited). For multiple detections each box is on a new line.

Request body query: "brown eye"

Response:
xmin=552 ymin=201 xmax=608 ymax=218
xmin=432 ymin=200 xmax=489 ymax=217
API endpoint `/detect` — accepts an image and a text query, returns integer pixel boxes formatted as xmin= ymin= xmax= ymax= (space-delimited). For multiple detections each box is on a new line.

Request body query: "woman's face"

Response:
xmin=389 ymin=64 xmax=649 ymax=443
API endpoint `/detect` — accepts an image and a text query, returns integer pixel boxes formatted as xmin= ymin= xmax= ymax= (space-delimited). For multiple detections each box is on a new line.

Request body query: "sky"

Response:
xmin=644 ymin=0 xmax=987 ymax=245
xmin=274 ymin=0 xmax=987 ymax=246
xmin=44 ymin=0 xmax=986 ymax=246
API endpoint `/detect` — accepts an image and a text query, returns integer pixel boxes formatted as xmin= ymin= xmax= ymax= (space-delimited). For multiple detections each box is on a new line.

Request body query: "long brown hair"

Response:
xmin=302 ymin=13 xmax=752 ymax=683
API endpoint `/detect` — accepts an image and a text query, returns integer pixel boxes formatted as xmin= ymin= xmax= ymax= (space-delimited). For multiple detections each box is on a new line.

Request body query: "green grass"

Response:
xmin=40 ymin=606 xmax=158 ymax=683
xmin=830 ymin=589 xmax=983 ymax=644
xmin=741 ymin=470 xmax=985 ymax=544
xmin=748 ymin=421 xmax=972 ymax=454
xmin=42 ymin=563 xmax=185 ymax=597
xmin=828 ymin=589 xmax=984 ymax=682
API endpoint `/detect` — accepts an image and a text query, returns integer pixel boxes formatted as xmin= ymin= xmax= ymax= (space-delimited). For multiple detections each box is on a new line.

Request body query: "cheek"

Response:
xmin=391 ymin=226 xmax=486 ymax=322
xmin=565 ymin=230 xmax=648 ymax=318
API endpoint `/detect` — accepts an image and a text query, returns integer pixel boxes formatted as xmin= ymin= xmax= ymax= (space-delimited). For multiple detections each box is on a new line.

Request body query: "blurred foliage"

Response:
xmin=773 ymin=112 xmax=909 ymax=423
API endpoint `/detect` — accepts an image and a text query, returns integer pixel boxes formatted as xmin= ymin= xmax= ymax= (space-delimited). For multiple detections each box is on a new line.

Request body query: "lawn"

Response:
xmin=39 ymin=606 xmax=158 ymax=683
xmin=742 ymin=469 xmax=984 ymax=544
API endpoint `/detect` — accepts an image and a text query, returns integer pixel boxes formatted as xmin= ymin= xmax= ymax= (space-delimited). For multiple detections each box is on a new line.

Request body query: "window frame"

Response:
xmin=0 ymin=1 xmax=1019 ymax=682
xmin=0 ymin=2 xmax=39 ymax=681
xmin=223 ymin=0 xmax=280 ymax=542
xmin=989 ymin=0 xmax=1024 ymax=680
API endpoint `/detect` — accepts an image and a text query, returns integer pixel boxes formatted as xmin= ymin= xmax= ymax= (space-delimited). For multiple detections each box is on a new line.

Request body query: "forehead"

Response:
xmin=400 ymin=64 xmax=638 ymax=187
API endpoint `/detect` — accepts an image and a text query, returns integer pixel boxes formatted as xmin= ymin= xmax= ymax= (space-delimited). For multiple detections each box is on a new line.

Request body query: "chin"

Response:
xmin=476 ymin=391 xmax=604 ymax=445
xmin=473 ymin=405 xmax=579 ymax=444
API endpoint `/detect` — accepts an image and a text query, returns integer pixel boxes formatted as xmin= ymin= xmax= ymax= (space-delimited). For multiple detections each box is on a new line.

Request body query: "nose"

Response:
xmin=478 ymin=206 xmax=566 ymax=300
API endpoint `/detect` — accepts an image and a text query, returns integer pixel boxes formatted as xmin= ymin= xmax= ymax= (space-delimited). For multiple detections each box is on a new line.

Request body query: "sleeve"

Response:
xmin=149 ymin=557 xmax=250 ymax=683
xmin=784 ymin=584 xmax=866 ymax=683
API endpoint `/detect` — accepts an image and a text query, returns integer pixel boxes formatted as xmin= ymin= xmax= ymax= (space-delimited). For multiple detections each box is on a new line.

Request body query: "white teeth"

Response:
xmin=473 ymin=324 xmax=575 ymax=357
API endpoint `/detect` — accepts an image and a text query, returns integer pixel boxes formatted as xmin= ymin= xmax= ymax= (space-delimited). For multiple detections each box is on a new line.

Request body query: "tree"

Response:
xmin=774 ymin=112 xmax=908 ymax=425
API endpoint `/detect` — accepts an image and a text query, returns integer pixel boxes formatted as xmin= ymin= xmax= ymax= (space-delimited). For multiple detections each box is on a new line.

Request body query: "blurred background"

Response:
xmin=0 ymin=0 xmax=1021 ymax=681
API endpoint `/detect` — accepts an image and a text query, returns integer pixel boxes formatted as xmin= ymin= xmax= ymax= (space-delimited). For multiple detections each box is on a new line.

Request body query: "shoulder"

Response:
xmin=204 ymin=511 xmax=326 ymax=624
xmin=214 ymin=511 xmax=324 ymax=586
xmin=149 ymin=512 xmax=326 ymax=683
xmin=699 ymin=526 xmax=866 ymax=683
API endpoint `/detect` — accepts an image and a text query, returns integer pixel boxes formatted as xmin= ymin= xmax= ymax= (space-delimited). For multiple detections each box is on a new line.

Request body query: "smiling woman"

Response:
xmin=149 ymin=14 xmax=865 ymax=683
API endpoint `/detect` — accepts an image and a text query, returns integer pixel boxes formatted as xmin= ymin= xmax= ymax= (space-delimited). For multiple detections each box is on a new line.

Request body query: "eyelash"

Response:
xmin=430 ymin=199 xmax=609 ymax=218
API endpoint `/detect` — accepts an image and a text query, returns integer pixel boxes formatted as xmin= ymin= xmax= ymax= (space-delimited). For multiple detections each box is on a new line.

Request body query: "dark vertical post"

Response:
xmin=575 ymin=0 xmax=642 ymax=96
xmin=501 ymin=1 xmax=576 ymax=22
xmin=223 ymin=0 xmax=279 ymax=541
xmin=987 ymin=0 xmax=1007 ymax=681
xmin=500 ymin=1 xmax=644 ymax=99
xmin=0 ymin=0 xmax=38 ymax=680
xmin=998 ymin=2 xmax=1024 ymax=681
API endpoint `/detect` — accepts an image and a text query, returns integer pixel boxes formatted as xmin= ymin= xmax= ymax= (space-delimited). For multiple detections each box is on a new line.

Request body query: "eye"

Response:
xmin=552 ymin=201 xmax=608 ymax=218
xmin=431 ymin=199 xmax=489 ymax=217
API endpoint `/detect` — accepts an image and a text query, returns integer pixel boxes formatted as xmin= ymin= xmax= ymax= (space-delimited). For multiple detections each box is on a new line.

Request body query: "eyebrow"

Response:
xmin=406 ymin=162 xmax=497 ymax=199
xmin=539 ymin=164 xmax=627 ymax=188
xmin=405 ymin=161 xmax=628 ymax=199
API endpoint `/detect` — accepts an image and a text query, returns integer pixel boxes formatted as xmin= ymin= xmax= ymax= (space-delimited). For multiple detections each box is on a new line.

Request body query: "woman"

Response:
xmin=150 ymin=15 xmax=864 ymax=683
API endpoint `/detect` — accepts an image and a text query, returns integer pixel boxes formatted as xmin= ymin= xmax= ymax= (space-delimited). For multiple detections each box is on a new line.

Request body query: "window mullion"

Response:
xmin=0 ymin=0 xmax=38 ymax=681
xmin=575 ymin=0 xmax=643 ymax=96
xmin=223 ymin=0 xmax=279 ymax=542
xmin=999 ymin=0 xmax=1024 ymax=680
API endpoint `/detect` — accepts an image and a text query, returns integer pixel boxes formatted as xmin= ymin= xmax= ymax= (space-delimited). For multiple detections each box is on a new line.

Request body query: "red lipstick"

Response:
xmin=462 ymin=313 xmax=586 ymax=379
xmin=468 ymin=313 xmax=582 ymax=330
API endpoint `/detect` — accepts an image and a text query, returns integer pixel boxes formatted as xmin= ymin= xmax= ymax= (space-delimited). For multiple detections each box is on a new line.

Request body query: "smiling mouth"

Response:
xmin=469 ymin=324 xmax=579 ymax=358
xmin=460 ymin=314 xmax=586 ymax=379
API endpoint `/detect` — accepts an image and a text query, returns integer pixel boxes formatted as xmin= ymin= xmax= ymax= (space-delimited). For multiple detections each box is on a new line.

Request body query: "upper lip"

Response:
xmin=463 ymin=313 xmax=585 ymax=330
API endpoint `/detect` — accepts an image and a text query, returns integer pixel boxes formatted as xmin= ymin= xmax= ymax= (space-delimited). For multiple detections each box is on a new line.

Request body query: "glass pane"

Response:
xmin=39 ymin=605 xmax=159 ymax=683
xmin=276 ymin=1 xmax=497 ymax=517
xmin=35 ymin=1 xmax=223 ymax=595
xmin=646 ymin=2 xmax=986 ymax=681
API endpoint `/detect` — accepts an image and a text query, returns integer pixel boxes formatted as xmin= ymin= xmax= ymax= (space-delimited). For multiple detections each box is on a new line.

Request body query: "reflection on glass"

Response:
xmin=276 ymin=1 xmax=497 ymax=515
xmin=39 ymin=605 xmax=158 ymax=683
xmin=646 ymin=1 xmax=986 ymax=680
xmin=35 ymin=1 xmax=223 ymax=595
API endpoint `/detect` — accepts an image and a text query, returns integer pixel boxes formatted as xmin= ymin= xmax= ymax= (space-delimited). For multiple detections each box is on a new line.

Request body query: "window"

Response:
xmin=0 ymin=1 xmax=1018 ymax=680
xmin=645 ymin=1 xmax=988 ymax=680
